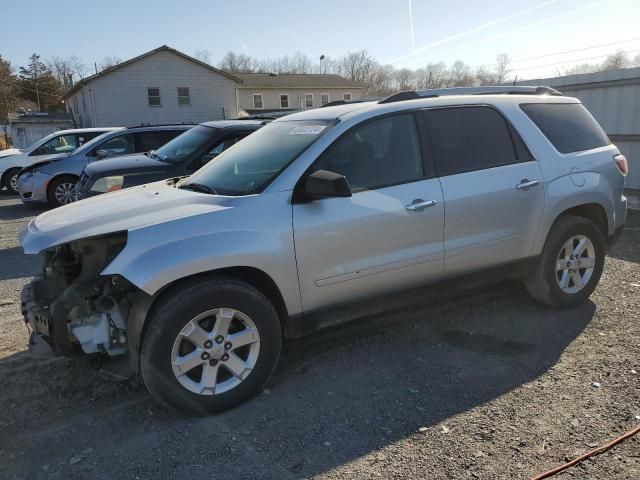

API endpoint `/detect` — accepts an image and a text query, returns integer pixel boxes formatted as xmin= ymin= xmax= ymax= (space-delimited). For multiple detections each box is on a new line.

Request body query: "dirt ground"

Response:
xmin=0 ymin=194 xmax=638 ymax=480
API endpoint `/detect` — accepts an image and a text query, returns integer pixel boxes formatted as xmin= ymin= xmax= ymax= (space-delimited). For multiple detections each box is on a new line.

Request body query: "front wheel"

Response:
xmin=140 ymin=276 xmax=282 ymax=415
xmin=526 ymin=215 xmax=605 ymax=307
xmin=3 ymin=168 xmax=20 ymax=194
xmin=47 ymin=175 xmax=79 ymax=208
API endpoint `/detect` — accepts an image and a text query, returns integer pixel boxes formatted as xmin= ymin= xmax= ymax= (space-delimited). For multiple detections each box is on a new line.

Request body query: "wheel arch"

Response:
xmin=535 ymin=200 xmax=611 ymax=255
xmin=126 ymin=266 xmax=289 ymax=373
xmin=1 ymin=167 xmax=21 ymax=190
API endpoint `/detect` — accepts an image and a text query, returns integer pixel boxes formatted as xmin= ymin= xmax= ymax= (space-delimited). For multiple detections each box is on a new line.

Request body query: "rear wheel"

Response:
xmin=140 ymin=276 xmax=282 ymax=415
xmin=526 ymin=215 xmax=605 ymax=307
xmin=2 ymin=168 xmax=20 ymax=194
xmin=47 ymin=175 xmax=79 ymax=208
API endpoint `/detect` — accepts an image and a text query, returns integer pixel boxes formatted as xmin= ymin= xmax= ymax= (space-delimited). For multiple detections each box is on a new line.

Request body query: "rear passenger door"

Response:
xmin=422 ymin=106 xmax=544 ymax=276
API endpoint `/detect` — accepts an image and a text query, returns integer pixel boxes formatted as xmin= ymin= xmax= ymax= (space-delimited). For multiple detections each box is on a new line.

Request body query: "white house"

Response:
xmin=235 ymin=73 xmax=364 ymax=114
xmin=63 ymin=46 xmax=366 ymax=128
xmin=63 ymin=46 xmax=242 ymax=127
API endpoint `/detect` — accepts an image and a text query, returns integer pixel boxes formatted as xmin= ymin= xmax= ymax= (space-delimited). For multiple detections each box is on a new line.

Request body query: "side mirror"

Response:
xmin=303 ymin=170 xmax=352 ymax=199
xmin=96 ymin=149 xmax=108 ymax=160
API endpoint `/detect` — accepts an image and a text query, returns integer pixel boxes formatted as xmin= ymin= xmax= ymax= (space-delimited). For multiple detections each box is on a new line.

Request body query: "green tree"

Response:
xmin=18 ymin=53 xmax=63 ymax=112
xmin=0 ymin=55 xmax=20 ymax=123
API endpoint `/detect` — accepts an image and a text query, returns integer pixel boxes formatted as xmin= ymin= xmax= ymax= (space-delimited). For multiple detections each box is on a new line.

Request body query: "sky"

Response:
xmin=2 ymin=0 xmax=640 ymax=80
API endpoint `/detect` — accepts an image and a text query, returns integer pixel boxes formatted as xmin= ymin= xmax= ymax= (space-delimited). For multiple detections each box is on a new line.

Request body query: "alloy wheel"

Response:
xmin=555 ymin=235 xmax=596 ymax=294
xmin=171 ymin=308 xmax=261 ymax=395
xmin=9 ymin=173 xmax=18 ymax=193
xmin=54 ymin=182 xmax=78 ymax=205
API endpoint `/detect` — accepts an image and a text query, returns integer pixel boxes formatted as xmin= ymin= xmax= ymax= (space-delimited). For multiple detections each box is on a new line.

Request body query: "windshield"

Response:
xmin=153 ymin=125 xmax=218 ymax=163
xmin=72 ymin=130 xmax=122 ymax=156
xmin=185 ymin=120 xmax=331 ymax=195
xmin=24 ymin=131 xmax=64 ymax=153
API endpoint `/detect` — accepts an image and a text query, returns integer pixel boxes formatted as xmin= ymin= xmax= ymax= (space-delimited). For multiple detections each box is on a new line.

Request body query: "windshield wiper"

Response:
xmin=178 ymin=182 xmax=218 ymax=195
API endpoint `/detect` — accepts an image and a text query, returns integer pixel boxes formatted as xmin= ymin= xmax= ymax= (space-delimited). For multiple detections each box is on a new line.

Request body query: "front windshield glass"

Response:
xmin=25 ymin=131 xmax=61 ymax=152
xmin=72 ymin=130 xmax=119 ymax=156
xmin=185 ymin=120 xmax=331 ymax=195
xmin=153 ymin=125 xmax=218 ymax=163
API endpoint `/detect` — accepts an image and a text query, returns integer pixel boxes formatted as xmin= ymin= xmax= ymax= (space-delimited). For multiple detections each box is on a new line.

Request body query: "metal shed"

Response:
xmin=7 ymin=112 xmax=74 ymax=149
xmin=517 ymin=67 xmax=640 ymax=192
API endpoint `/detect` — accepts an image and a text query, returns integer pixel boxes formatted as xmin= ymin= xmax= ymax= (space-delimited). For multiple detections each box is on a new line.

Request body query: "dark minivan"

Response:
xmin=77 ymin=120 xmax=264 ymax=198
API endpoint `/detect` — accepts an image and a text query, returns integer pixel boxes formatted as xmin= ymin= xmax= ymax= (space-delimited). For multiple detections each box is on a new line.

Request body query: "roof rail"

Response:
xmin=126 ymin=122 xmax=196 ymax=129
xmin=379 ymin=86 xmax=563 ymax=104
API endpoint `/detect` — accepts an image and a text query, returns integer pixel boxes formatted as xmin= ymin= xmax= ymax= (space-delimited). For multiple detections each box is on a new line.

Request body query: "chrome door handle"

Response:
xmin=406 ymin=199 xmax=437 ymax=212
xmin=516 ymin=179 xmax=540 ymax=190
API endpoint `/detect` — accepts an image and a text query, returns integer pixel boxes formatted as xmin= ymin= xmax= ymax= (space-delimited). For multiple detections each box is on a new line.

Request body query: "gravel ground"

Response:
xmin=0 ymin=194 xmax=638 ymax=480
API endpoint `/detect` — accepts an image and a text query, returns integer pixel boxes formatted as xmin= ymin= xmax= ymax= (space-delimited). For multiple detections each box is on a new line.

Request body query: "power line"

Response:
xmin=0 ymin=77 xmax=63 ymax=99
xmin=396 ymin=0 xmax=619 ymax=68
xmin=475 ymin=36 xmax=640 ymax=69
xmin=389 ymin=0 xmax=563 ymax=65
xmin=511 ymin=48 xmax=640 ymax=74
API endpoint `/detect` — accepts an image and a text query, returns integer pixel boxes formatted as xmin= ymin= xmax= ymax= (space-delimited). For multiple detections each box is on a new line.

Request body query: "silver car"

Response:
xmin=16 ymin=125 xmax=191 ymax=207
xmin=19 ymin=86 xmax=627 ymax=414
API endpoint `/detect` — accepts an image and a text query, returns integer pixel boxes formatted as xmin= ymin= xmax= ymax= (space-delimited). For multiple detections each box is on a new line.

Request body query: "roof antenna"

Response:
xmin=512 ymin=75 xmax=518 ymax=86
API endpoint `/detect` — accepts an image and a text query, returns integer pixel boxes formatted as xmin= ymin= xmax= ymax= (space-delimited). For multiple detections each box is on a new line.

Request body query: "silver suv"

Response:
xmin=19 ymin=86 xmax=627 ymax=414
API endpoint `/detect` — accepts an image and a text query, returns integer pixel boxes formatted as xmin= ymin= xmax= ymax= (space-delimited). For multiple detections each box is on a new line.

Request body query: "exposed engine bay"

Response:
xmin=21 ymin=232 xmax=136 ymax=358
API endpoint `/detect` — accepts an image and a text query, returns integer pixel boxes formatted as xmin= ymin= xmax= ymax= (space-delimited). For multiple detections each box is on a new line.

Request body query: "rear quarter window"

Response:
xmin=520 ymin=103 xmax=610 ymax=154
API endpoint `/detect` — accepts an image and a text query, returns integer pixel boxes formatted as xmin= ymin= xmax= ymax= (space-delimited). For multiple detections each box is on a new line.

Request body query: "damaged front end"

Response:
xmin=21 ymin=232 xmax=136 ymax=361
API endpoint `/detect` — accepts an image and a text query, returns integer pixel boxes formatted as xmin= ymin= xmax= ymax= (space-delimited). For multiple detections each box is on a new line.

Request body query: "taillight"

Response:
xmin=614 ymin=154 xmax=628 ymax=176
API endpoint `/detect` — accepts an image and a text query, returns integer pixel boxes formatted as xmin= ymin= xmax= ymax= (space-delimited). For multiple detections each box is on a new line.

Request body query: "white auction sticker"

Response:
xmin=288 ymin=125 xmax=327 ymax=135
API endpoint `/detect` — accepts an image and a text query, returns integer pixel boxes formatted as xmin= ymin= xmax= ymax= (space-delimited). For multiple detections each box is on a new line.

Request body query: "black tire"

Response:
xmin=525 ymin=215 xmax=605 ymax=307
xmin=47 ymin=175 xmax=79 ymax=208
xmin=140 ymin=276 xmax=282 ymax=415
xmin=2 ymin=168 xmax=21 ymax=194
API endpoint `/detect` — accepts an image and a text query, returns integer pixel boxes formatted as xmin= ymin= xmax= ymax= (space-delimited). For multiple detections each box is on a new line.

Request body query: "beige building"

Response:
xmin=235 ymin=73 xmax=364 ymax=114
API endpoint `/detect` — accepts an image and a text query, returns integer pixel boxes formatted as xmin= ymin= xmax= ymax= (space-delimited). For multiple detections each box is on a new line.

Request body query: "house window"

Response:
xmin=148 ymin=88 xmax=161 ymax=107
xmin=321 ymin=93 xmax=330 ymax=106
xmin=343 ymin=92 xmax=352 ymax=101
xmin=253 ymin=94 xmax=263 ymax=109
xmin=305 ymin=94 xmax=313 ymax=108
xmin=280 ymin=94 xmax=289 ymax=108
xmin=177 ymin=87 xmax=190 ymax=106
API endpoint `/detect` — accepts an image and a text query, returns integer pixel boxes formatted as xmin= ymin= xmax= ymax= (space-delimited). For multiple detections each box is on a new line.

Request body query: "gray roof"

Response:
xmin=236 ymin=73 xmax=364 ymax=89
xmin=515 ymin=66 xmax=640 ymax=91
xmin=63 ymin=45 xmax=242 ymax=99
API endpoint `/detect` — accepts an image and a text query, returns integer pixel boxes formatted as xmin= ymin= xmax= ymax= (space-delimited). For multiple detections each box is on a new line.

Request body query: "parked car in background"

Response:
xmin=0 ymin=148 xmax=21 ymax=159
xmin=16 ymin=124 xmax=193 ymax=207
xmin=78 ymin=120 xmax=264 ymax=198
xmin=1 ymin=128 xmax=117 ymax=194
xmin=19 ymin=87 xmax=627 ymax=414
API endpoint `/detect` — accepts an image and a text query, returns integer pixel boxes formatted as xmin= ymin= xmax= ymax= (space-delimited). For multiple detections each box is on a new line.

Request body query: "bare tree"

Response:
xmin=394 ymin=68 xmax=416 ymax=91
xmin=336 ymin=50 xmax=377 ymax=84
xmin=98 ymin=56 xmax=123 ymax=72
xmin=493 ymin=53 xmax=511 ymax=84
xmin=289 ymin=52 xmax=313 ymax=74
xmin=69 ymin=55 xmax=89 ymax=79
xmin=194 ymin=49 xmax=212 ymax=65
xmin=366 ymin=64 xmax=395 ymax=96
xmin=450 ymin=60 xmax=474 ymax=86
xmin=474 ymin=66 xmax=495 ymax=86
xmin=47 ymin=57 xmax=75 ymax=89
xmin=601 ymin=50 xmax=628 ymax=71
xmin=219 ymin=51 xmax=257 ymax=73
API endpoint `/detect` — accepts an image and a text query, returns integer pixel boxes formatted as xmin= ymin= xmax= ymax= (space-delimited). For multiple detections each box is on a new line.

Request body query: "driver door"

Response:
xmin=292 ymin=112 xmax=445 ymax=312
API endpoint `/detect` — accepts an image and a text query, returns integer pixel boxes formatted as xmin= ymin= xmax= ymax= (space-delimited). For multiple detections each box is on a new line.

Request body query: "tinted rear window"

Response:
xmin=424 ymin=106 xmax=522 ymax=176
xmin=521 ymin=103 xmax=610 ymax=154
